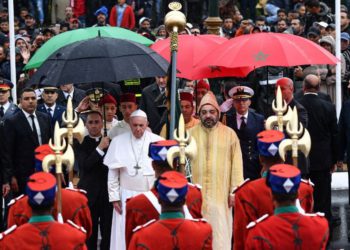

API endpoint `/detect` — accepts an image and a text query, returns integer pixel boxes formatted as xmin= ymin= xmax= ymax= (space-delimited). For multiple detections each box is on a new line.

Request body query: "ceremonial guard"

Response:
xmin=245 ymin=164 xmax=329 ymax=249
xmin=125 ymin=140 xmax=202 ymax=247
xmin=1 ymin=172 xmax=87 ymax=250
xmin=7 ymin=144 xmax=92 ymax=237
xmin=233 ymin=130 xmax=314 ymax=250
xmin=128 ymin=171 xmax=212 ymax=250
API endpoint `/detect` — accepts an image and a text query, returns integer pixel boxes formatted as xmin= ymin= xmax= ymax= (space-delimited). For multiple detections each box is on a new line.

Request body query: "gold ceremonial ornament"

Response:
xmin=62 ymin=96 xmax=85 ymax=145
xmin=164 ymin=2 xmax=186 ymax=34
xmin=42 ymin=122 xmax=75 ymax=223
xmin=265 ymin=86 xmax=292 ymax=131
xmin=278 ymin=107 xmax=311 ymax=167
xmin=167 ymin=114 xmax=197 ymax=180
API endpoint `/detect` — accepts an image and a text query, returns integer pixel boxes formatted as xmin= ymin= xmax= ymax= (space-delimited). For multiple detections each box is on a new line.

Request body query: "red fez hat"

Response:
xmin=35 ymin=144 xmax=55 ymax=161
xmin=99 ymin=94 xmax=117 ymax=106
xmin=120 ymin=93 xmax=136 ymax=103
xmin=196 ymin=80 xmax=210 ymax=90
xmin=179 ymin=92 xmax=193 ymax=104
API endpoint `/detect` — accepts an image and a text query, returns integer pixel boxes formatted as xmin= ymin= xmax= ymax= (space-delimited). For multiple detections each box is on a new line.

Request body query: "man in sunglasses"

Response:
xmin=37 ymin=86 xmax=66 ymax=126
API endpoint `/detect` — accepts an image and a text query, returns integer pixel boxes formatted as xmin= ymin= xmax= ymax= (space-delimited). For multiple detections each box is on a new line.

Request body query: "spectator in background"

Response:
xmin=51 ymin=0 xmax=71 ymax=24
xmin=109 ymin=0 xmax=135 ymax=30
xmin=290 ymin=17 xmax=305 ymax=36
xmin=155 ymin=24 xmax=166 ymax=40
xmin=18 ymin=7 xmax=29 ymax=27
xmin=69 ymin=17 xmax=80 ymax=30
xmin=276 ymin=18 xmax=288 ymax=33
xmin=341 ymin=9 xmax=350 ymax=35
xmin=341 ymin=32 xmax=350 ymax=100
xmin=0 ymin=18 xmax=8 ymax=36
xmin=73 ymin=0 xmax=86 ymax=26
xmin=232 ymin=9 xmax=243 ymax=29
xmin=23 ymin=13 xmax=38 ymax=38
xmin=265 ymin=0 xmax=290 ymax=25
xmin=304 ymin=0 xmax=334 ymax=33
xmin=93 ymin=6 xmax=109 ymax=26
xmin=220 ymin=16 xmax=236 ymax=39
xmin=306 ymin=26 xmax=321 ymax=44
xmin=29 ymin=0 xmax=45 ymax=25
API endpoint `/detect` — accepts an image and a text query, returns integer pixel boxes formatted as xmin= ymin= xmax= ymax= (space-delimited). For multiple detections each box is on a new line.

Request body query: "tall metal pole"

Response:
xmin=164 ymin=2 xmax=186 ymax=139
xmin=335 ymin=0 xmax=341 ymax=118
xmin=204 ymin=0 xmax=222 ymax=35
xmin=8 ymin=0 xmax=17 ymax=103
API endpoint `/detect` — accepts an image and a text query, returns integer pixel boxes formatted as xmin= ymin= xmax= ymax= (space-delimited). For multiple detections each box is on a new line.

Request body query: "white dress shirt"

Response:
xmin=236 ymin=112 xmax=249 ymax=130
xmin=22 ymin=110 xmax=42 ymax=145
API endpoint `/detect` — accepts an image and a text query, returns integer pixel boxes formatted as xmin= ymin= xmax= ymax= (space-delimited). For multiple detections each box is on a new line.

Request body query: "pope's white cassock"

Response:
xmin=104 ymin=129 xmax=163 ymax=250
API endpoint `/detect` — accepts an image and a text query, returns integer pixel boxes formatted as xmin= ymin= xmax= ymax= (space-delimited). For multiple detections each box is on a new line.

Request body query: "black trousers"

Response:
xmin=87 ymin=193 xmax=113 ymax=250
xmin=308 ymin=170 xmax=332 ymax=223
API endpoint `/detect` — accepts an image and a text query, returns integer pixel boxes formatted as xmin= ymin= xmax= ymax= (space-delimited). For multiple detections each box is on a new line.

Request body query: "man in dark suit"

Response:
xmin=294 ymin=88 xmax=332 ymax=103
xmin=2 ymin=88 xmax=52 ymax=195
xmin=140 ymin=76 xmax=167 ymax=134
xmin=76 ymin=110 xmax=112 ymax=250
xmin=0 ymin=80 xmax=19 ymax=230
xmin=37 ymin=86 xmax=66 ymax=126
xmin=226 ymin=86 xmax=265 ymax=180
xmin=298 ymin=74 xmax=338 ymax=227
xmin=56 ymin=83 xmax=86 ymax=109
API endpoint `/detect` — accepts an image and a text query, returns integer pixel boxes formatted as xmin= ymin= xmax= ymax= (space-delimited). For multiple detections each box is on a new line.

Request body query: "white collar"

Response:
xmin=22 ymin=109 xmax=36 ymax=118
xmin=44 ymin=103 xmax=56 ymax=111
xmin=236 ymin=112 xmax=248 ymax=120
xmin=89 ymin=135 xmax=101 ymax=142
xmin=304 ymin=92 xmax=318 ymax=96
xmin=0 ymin=101 xmax=10 ymax=110
xmin=63 ymin=89 xmax=74 ymax=98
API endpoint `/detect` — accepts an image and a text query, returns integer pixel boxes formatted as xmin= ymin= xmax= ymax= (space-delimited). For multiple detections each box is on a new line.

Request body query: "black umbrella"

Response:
xmin=27 ymin=36 xmax=169 ymax=86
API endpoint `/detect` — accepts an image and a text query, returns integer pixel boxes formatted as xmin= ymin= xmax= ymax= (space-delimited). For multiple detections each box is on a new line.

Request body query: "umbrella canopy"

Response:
xmin=25 ymin=26 xmax=154 ymax=70
xmin=27 ymin=37 xmax=169 ymax=86
xmin=196 ymin=33 xmax=338 ymax=69
xmin=151 ymin=34 xmax=253 ymax=79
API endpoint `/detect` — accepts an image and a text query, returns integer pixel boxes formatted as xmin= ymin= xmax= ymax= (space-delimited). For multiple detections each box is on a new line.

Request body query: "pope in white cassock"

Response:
xmin=104 ymin=109 xmax=163 ymax=250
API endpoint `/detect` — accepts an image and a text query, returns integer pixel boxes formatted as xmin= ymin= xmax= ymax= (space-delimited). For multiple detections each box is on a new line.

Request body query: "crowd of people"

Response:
xmin=0 ymin=0 xmax=349 ymax=249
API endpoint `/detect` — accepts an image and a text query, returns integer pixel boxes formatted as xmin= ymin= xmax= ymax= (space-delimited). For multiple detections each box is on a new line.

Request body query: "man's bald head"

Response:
xmin=303 ymin=74 xmax=320 ymax=92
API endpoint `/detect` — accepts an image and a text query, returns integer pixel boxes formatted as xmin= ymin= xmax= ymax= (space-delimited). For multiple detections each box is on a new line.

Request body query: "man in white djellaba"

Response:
xmin=104 ymin=109 xmax=163 ymax=250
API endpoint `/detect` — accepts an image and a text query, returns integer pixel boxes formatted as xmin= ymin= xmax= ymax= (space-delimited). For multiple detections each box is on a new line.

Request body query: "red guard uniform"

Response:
xmin=1 ymin=215 xmax=87 ymax=250
xmin=245 ymin=207 xmax=329 ymax=250
xmin=233 ymin=176 xmax=314 ymax=250
xmin=7 ymin=188 xmax=92 ymax=237
xmin=128 ymin=212 xmax=212 ymax=250
xmin=125 ymin=183 xmax=202 ymax=247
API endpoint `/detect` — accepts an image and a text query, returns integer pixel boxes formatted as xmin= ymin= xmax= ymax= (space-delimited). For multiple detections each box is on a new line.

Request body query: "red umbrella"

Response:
xmin=151 ymin=34 xmax=254 ymax=79
xmin=196 ymin=33 xmax=339 ymax=69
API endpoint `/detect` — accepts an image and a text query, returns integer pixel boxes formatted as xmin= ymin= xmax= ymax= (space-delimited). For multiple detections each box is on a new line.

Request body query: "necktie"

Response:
xmin=240 ymin=116 xmax=246 ymax=130
xmin=47 ymin=107 xmax=53 ymax=118
xmin=67 ymin=94 xmax=71 ymax=100
xmin=30 ymin=114 xmax=40 ymax=146
xmin=0 ymin=106 xmax=4 ymax=118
